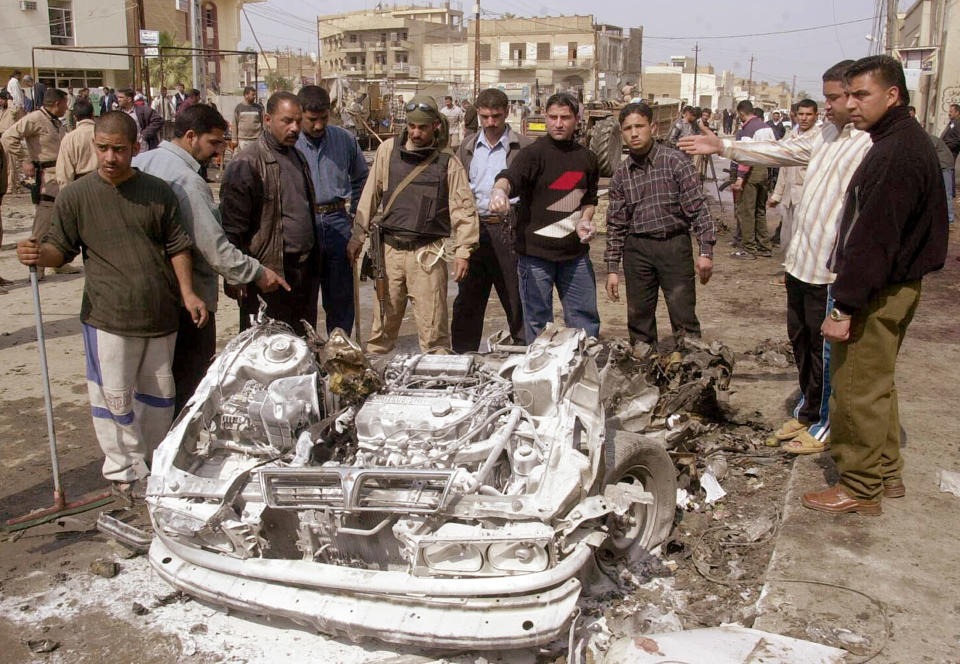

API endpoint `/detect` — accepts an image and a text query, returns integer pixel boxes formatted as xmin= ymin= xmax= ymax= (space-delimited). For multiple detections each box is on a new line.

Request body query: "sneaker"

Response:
xmin=756 ymin=250 xmax=773 ymax=258
xmin=730 ymin=250 xmax=757 ymax=260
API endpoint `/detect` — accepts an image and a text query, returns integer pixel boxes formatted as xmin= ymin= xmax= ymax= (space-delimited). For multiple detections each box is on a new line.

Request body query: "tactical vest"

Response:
xmin=380 ymin=142 xmax=452 ymax=239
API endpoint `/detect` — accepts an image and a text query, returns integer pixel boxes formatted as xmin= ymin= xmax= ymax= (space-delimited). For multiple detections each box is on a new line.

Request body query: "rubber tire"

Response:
xmin=589 ymin=116 xmax=624 ymax=178
xmin=600 ymin=430 xmax=677 ymax=558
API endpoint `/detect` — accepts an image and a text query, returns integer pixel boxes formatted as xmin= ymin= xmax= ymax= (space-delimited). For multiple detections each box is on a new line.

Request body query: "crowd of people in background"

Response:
xmin=0 ymin=54 xmax=953 ymax=517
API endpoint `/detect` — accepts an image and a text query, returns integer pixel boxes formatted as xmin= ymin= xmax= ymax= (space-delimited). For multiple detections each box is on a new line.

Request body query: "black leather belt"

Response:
xmin=37 ymin=160 xmax=56 ymax=169
xmin=39 ymin=194 xmax=56 ymax=203
xmin=315 ymin=200 xmax=346 ymax=214
xmin=382 ymin=234 xmax=436 ymax=251
xmin=479 ymin=215 xmax=503 ymax=224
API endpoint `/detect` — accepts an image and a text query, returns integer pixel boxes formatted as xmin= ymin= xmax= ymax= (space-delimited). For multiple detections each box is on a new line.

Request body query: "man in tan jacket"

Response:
xmin=1 ymin=88 xmax=73 ymax=277
xmin=56 ymin=98 xmax=98 ymax=187
xmin=0 ymin=90 xmax=18 ymax=195
xmin=346 ymin=95 xmax=478 ymax=354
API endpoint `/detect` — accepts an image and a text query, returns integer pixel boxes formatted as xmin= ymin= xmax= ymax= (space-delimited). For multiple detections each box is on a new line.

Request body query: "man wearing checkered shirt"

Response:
xmin=605 ymin=102 xmax=716 ymax=353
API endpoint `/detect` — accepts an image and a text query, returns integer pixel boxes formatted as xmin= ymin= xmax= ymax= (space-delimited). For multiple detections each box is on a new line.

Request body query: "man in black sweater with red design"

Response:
xmin=489 ymin=93 xmax=600 ymax=342
xmin=802 ymin=55 xmax=948 ymax=516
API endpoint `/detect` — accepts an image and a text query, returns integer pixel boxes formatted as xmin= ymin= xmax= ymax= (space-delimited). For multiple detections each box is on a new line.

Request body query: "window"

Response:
xmin=568 ymin=42 xmax=578 ymax=60
xmin=537 ymin=43 xmax=550 ymax=61
xmin=478 ymin=43 xmax=491 ymax=62
xmin=48 ymin=0 xmax=74 ymax=46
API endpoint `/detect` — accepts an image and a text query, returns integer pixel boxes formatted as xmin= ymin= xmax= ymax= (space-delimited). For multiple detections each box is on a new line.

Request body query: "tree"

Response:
xmin=265 ymin=70 xmax=294 ymax=92
xmin=149 ymin=32 xmax=192 ymax=91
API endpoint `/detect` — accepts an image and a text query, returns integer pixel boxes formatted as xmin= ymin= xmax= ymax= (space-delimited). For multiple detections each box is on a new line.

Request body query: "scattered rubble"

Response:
xmin=131 ymin=602 xmax=149 ymax=616
xmin=89 ymin=559 xmax=119 ymax=578
xmin=25 ymin=638 xmax=60 ymax=654
xmin=744 ymin=339 xmax=795 ymax=368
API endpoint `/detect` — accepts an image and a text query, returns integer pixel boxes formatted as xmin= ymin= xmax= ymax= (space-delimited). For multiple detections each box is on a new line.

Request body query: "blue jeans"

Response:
xmin=315 ymin=211 xmax=354 ymax=334
xmin=517 ymin=253 xmax=600 ymax=343
xmin=943 ymin=169 xmax=955 ymax=225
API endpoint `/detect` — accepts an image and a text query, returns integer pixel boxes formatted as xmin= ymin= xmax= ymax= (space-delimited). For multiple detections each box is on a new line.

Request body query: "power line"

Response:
xmin=644 ymin=17 xmax=874 ymax=40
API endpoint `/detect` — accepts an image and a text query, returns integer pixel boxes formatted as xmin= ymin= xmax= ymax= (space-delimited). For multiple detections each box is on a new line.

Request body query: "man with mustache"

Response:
xmin=220 ymin=92 xmax=319 ymax=336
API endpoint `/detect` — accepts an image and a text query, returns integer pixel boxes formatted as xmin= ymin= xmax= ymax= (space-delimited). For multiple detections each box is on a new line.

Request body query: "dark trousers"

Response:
xmin=785 ymin=274 xmax=830 ymax=427
xmin=173 ymin=308 xmax=217 ymax=415
xmin=316 ymin=211 xmax=354 ymax=335
xmin=451 ymin=219 xmax=524 ymax=352
xmin=622 ymin=233 xmax=700 ymax=349
xmin=240 ymin=250 xmax=320 ymax=337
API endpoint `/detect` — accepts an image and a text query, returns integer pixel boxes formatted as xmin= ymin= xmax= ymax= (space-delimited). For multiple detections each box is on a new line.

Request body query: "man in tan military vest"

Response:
xmin=1 ymin=87 xmax=76 ymax=277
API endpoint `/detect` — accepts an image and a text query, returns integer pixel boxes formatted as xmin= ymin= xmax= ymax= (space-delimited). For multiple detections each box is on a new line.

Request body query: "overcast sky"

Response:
xmin=238 ymin=0 xmax=889 ymax=97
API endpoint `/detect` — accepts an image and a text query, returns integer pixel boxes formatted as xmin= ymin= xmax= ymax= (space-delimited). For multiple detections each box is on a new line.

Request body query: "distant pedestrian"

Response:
xmin=55 ymin=98 xmax=98 ymax=187
xmin=15 ymin=111 xmax=207 ymax=499
xmin=116 ymin=88 xmax=163 ymax=151
xmin=6 ymin=71 xmax=25 ymax=119
xmin=768 ymin=99 xmax=820 ymax=253
xmin=940 ymin=103 xmax=959 ymax=160
xmin=605 ymin=102 xmax=716 ymax=353
xmin=173 ymin=83 xmax=187 ymax=112
xmin=462 ymin=99 xmax=478 ymax=133
xmin=151 ymin=86 xmax=176 ymax=140
xmin=231 ymin=86 xmax=264 ymax=154
xmin=440 ymin=95 xmax=464 ymax=149
xmin=927 ymin=131 xmax=956 ymax=225
xmin=803 ymin=55 xmax=947 ymax=516
xmin=667 ymin=106 xmax=698 ymax=147
xmin=729 ymin=100 xmax=775 ymax=259
xmin=0 ymin=90 xmax=18 ymax=194
xmin=767 ymin=110 xmax=786 ymax=139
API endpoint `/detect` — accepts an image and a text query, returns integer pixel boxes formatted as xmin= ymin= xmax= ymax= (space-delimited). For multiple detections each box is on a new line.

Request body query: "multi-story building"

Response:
xmin=643 ymin=58 xmax=718 ymax=108
xmin=464 ymin=15 xmax=641 ymax=103
xmin=0 ymin=1 xmax=258 ymax=97
xmin=318 ymin=4 xmax=465 ymax=90
xmin=716 ymin=70 xmax=792 ymax=112
xmin=1 ymin=0 xmax=133 ymax=92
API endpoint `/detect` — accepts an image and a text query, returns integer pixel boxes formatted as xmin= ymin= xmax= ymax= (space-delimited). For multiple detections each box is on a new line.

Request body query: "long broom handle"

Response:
xmin=30 ymin=265 xmax=62 ymax=494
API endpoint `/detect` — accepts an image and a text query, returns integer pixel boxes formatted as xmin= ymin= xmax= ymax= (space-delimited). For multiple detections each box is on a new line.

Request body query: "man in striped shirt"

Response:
xmin=680 ymin=59 xmax=872 ymax=455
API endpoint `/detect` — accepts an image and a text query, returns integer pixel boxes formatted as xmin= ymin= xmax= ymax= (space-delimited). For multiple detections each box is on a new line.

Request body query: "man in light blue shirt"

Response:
xmin=296 ymin=85 xmax=369 ymax=335
xmin=134 ymin=103 xmax=288 ymax=412
xmin=452 ymin=88 xmax=532 ymax=352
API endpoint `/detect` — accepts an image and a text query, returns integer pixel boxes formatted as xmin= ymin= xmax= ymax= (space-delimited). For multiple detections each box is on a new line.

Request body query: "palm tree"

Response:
xmin=149 ymin=32 xmax=192 ymax=91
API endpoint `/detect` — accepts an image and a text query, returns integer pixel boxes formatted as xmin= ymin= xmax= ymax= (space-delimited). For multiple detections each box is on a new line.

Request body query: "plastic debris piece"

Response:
xmin=700 ymin=472 xmax=727 ymax=503
xmin=939 ymin=469 xmax=960 ymax=497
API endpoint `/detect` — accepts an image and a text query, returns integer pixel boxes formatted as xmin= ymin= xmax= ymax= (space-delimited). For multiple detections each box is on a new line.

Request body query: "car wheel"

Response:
xmin=599 ymin=430 xmax=677 ymax=560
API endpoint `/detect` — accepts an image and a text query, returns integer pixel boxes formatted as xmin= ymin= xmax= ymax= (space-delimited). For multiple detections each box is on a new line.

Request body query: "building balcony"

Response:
xmin=344 ymin=65 xmax=368 ymax=75
xmin=343 ymin=43 xmax=366 ymax=53
xmin=391 ymin=62 xmax=410 ymax=74
xmin=389 ymin=40 xmax=412 ymax=50
xmin=498 ymin=58 xmax=537 ymax=69
xmin=369 ymin=64 xmax=386 ymax=75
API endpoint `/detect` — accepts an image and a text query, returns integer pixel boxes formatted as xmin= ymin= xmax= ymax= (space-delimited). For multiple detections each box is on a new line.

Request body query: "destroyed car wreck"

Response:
xmin=144 ymin=318 xmax=732 ymax=650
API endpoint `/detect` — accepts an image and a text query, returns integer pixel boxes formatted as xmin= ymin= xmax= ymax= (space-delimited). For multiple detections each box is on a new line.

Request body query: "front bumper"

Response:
xmin=149 ymin=536 xmax=588 ymax=649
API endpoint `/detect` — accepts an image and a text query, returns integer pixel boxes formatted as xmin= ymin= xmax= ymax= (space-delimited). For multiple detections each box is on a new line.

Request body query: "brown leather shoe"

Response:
xmin=883 ymin=479 xmax=905 ymax=498
xmin=802 ymin=485 xmax=882 ymax=516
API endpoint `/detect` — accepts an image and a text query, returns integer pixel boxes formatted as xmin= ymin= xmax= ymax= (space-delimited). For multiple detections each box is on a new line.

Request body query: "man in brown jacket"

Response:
xmin=220 ymin=91 xmax=319 ymax=336
xmin=56 ymin=98 xmax=98 ymax=187
xmin=451 ymin=87 xmax=532 ymax=352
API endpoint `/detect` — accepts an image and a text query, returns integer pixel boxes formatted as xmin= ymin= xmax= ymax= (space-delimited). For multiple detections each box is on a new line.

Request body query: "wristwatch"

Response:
xmin=829 ymin=307 xmax=852 ymax=322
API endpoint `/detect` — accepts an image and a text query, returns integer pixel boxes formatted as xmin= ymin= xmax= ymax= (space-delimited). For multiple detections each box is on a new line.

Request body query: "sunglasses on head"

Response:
xmin=404 ymin=102 xmax=434 ymax=113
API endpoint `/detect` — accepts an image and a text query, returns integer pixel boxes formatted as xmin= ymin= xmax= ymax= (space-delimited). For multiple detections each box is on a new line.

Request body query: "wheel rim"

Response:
xmin=603 ymin=462 xmax=657 ymax=558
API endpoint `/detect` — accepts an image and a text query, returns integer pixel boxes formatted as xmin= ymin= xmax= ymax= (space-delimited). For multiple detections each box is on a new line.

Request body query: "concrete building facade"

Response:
xmin=897 ymin=0 xmax=960 ymax=134
xmin=1 ymin=0 xmax=132 ymax=91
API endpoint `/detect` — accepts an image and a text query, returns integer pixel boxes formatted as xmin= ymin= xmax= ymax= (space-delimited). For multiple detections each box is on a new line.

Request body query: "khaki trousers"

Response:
xmin=33 ymin=199 xmax=54 ymax=241
xmin=829 ymin=281 xmax=920 ymax=500
xmin=735 ymin=166 xmax=770 ymax=254
xmin=366 ymin=242 xmax=450 ymax=354
xmin=82 ymin=324 xmax=177 ymax=482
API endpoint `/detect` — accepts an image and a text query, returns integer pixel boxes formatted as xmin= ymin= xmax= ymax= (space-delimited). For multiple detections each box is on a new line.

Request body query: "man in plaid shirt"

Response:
xmin=605 ymin=102 xmax=716 ymax=352
xmin=389 ymin=94 xmax=406 ymax=131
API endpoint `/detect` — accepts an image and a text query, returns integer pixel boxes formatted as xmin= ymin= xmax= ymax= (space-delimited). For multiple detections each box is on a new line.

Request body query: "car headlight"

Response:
xmin=488 ymin=541 xmax=549 ymax=573
xmin=421 ymin=542 xmax=484 ymax=573
xmin=151 ymin=506 xmax=208 ymax=537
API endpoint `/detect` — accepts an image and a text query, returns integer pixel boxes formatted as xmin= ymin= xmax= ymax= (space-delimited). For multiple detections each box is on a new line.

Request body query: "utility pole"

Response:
xmin=593 ymin=21 xmax=599 ymax=101
xmin=692 ymin=42 xmax=699 ymax=107
xmin=791 ymin=74 xmax=796 ymax=105
xmin=473 ymin=1 xmax=480 ymax=98
xmin=189 ymin=0 xmax=200 ymax=91
xmin=317 ymin=17 xmax=322 ymax=83
xmin=747 ymin=55 xmax=754 ymax=100
xmin=885 ymin=0 xmax=899 ymax=54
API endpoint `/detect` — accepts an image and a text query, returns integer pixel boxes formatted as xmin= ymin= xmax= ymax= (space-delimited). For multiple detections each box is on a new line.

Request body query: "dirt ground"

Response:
xmin=0 ymin=178 xmax=957 ymax=663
